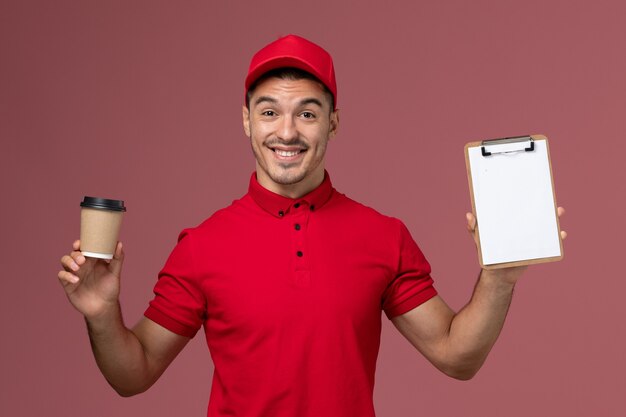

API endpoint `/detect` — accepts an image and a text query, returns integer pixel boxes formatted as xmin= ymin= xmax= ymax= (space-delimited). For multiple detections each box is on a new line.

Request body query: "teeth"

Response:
xmin=275 ymin=150 xmax=300 ymax=157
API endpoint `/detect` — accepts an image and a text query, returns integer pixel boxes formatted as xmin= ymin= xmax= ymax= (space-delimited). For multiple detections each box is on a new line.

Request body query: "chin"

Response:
xmin=269 ymin=170 xmax=307 ymax=186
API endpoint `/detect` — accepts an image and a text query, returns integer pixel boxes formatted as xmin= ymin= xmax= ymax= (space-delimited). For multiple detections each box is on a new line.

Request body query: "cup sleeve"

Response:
xmin=144 ymin=230 xmax=206 ymax=338
xmin=382 ymin=220 xmax=437 ymax=319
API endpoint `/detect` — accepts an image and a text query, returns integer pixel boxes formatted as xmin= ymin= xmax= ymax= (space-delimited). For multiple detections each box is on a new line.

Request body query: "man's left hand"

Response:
xmin=465 ymin=207 xmax=567 ymax=285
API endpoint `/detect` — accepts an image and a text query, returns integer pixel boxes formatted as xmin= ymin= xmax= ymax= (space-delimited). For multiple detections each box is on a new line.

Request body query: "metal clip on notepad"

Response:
xmin=481 ymin=135 xmax=535 ymax=157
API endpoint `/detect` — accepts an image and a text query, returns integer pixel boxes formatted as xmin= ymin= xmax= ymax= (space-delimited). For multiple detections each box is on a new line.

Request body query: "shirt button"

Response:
xmin=278 ymin=210 xmax=284 ymax=217
xmin=296 ymin=251 xmax=303 ymax=257
xmin=294 ymin=223 xmax=301 ymax=231
xmin=294 ymin=203 xmax=300 ymax=208
xmin=310 ymin=205 xmax=315 ymax=211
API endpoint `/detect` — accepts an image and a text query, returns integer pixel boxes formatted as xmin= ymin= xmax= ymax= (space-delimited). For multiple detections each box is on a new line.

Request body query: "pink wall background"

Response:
xmin=2 ymin=1 xmax=625 ymax=416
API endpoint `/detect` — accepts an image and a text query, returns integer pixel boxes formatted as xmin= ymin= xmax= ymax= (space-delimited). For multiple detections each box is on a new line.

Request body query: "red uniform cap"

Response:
xmin=245 ymin=34 xmax=337 ymax=109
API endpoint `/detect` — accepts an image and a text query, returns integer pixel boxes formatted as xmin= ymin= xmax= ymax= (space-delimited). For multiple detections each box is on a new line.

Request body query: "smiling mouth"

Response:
xmin=269 ymin=146 xmax=308 ymax=159
xmin=274 ymin=149 xmax=303 ymax=157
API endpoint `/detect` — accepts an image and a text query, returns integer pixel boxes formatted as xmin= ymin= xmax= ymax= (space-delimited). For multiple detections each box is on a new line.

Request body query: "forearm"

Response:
xmin=443 ymin=267 xmax=522 ymax=378
xmin=396 ymin=209 xmax=565 ymax=379
xmin=85 ymin=303 xmax=152 ymax=396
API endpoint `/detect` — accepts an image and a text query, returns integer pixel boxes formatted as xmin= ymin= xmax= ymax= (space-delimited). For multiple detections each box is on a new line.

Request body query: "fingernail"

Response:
xmin=70 ymin=275 xmax=79 ymax=284
xmin=71 ymin=262 xmax=79 ymax=271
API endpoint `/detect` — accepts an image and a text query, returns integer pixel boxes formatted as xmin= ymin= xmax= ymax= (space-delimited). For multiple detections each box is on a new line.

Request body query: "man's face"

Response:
xmin=243 ymin=76 xmax=339 ymax=197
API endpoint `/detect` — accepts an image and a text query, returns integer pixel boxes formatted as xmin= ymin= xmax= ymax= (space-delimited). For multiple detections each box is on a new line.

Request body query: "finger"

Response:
xmin=109 ymin=242 xmax=125 ymax=276
xmin=560 ymin=230 xmax=567 ymax=240
xmin=70 ymin=251 xmax=86 ymax=266
xmin=557 ymin=206 xmax=565 ymax=217
xmin=60 ymin=254 xmax=80 ymax=272
xmin=466 ymin=212 xmax=477 ymax=232
xmin=72 ymin=239 xmax=80 ymax=251
xmin=58 ymin=269 xmax=79 ymax=285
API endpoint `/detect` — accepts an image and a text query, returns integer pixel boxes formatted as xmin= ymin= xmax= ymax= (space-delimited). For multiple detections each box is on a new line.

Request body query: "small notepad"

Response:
xmin=465 ymin=135 xmax=563 ymax=269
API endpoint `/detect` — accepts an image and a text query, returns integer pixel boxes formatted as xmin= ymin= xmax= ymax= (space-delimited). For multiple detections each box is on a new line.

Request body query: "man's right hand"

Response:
xmin=58 ymin=240 xmax=125 ymax=319
xmin=58 ymin=239 xmax=189 ymax=396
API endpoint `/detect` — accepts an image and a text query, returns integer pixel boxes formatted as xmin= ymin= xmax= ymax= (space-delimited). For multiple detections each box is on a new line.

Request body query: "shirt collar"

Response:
xmin=248 ymin=171 xmax=334 ymax=218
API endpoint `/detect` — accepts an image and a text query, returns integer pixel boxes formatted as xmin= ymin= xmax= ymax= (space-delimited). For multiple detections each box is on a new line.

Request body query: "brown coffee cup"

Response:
xmin=80 ymin=196 xmax=126 ymax=259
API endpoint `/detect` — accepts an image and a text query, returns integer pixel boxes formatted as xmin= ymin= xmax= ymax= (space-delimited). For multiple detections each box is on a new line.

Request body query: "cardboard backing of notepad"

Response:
xmin=465 ymin=134 xmax=564 ymax=269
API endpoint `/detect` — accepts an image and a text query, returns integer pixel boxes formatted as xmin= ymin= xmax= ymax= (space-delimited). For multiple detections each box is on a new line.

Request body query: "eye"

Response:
xmin=261 ymin=110 xmax=276 ymax=117
xmin=300 ymin=111 xmax=316 ymax=119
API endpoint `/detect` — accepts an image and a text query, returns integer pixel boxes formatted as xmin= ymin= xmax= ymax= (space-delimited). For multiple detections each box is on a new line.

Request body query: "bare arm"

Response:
xmin=392 ymin=208 xmax=566 ymax=380
xmin=392 ymin=268 xmax=520 ymax=380
xmin=59 ymin=240 xmax=189 ymax=396
xmin=86 ymin=308 xmax=189 ymax=396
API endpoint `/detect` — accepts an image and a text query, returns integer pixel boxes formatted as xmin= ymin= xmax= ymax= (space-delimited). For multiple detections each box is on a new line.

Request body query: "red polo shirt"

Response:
xmin=145 ymin=172 xmax=436 ymax=417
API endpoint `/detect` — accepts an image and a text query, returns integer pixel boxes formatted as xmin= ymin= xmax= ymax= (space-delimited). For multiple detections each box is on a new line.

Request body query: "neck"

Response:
xmin=256 ymin=168 xmax=325 ymax=199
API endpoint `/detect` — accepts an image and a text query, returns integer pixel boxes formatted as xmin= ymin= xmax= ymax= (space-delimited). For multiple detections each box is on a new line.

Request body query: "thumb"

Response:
xmin=109 ymin=241 xmax=125 ymax=277
xmin=466 ymin=212 xmax=477 ymax=233
xmin=466 ymin=212 xmax=480 ymax=247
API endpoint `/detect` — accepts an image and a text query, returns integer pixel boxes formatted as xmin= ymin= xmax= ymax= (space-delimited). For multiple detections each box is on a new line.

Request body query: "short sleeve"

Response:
xmin=382 ymin=220 xmax=437 ymax=319
xmin=144 ymin=230 xmax=206 ymax=338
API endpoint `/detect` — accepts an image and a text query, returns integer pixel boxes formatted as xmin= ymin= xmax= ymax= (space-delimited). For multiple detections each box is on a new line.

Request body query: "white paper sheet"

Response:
xmin=468 ymin=139 xmax=561 ymax=265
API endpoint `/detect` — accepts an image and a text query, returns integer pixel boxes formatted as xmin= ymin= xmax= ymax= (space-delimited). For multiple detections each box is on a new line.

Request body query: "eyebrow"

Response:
xmin=298 ymin=98 xmax=323 ymax=108
xmin=253 ymin=96 xmax=324 ymax=108
xmin=253 ymin=96 xmax=278 ymax=106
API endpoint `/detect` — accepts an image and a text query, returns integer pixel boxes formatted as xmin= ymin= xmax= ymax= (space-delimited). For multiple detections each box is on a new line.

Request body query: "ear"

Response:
xmin=242 ymin=105 xmax=251 ymax=138
xmin=328 ymin=109 xmax=340 ymax=140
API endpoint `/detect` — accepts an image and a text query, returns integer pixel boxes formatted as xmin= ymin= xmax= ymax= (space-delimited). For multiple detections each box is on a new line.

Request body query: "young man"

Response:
xmin=59 ymin=35 xmax=566 ymax=417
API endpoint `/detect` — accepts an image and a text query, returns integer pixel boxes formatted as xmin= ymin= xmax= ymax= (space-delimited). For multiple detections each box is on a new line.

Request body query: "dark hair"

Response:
xmin=246 ymin=67 xmax=334 ymax=111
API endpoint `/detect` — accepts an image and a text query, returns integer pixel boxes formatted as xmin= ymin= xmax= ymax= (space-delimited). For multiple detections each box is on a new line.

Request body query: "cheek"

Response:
xmin=250 ymin=121 xmax=273 ymax=140
xmin=311 ymin=138 xmax=329 ymax=158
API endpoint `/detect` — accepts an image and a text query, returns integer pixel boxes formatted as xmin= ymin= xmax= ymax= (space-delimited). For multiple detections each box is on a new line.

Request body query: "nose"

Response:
xmin=276 ymin=115 xmax=298 ymax=142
